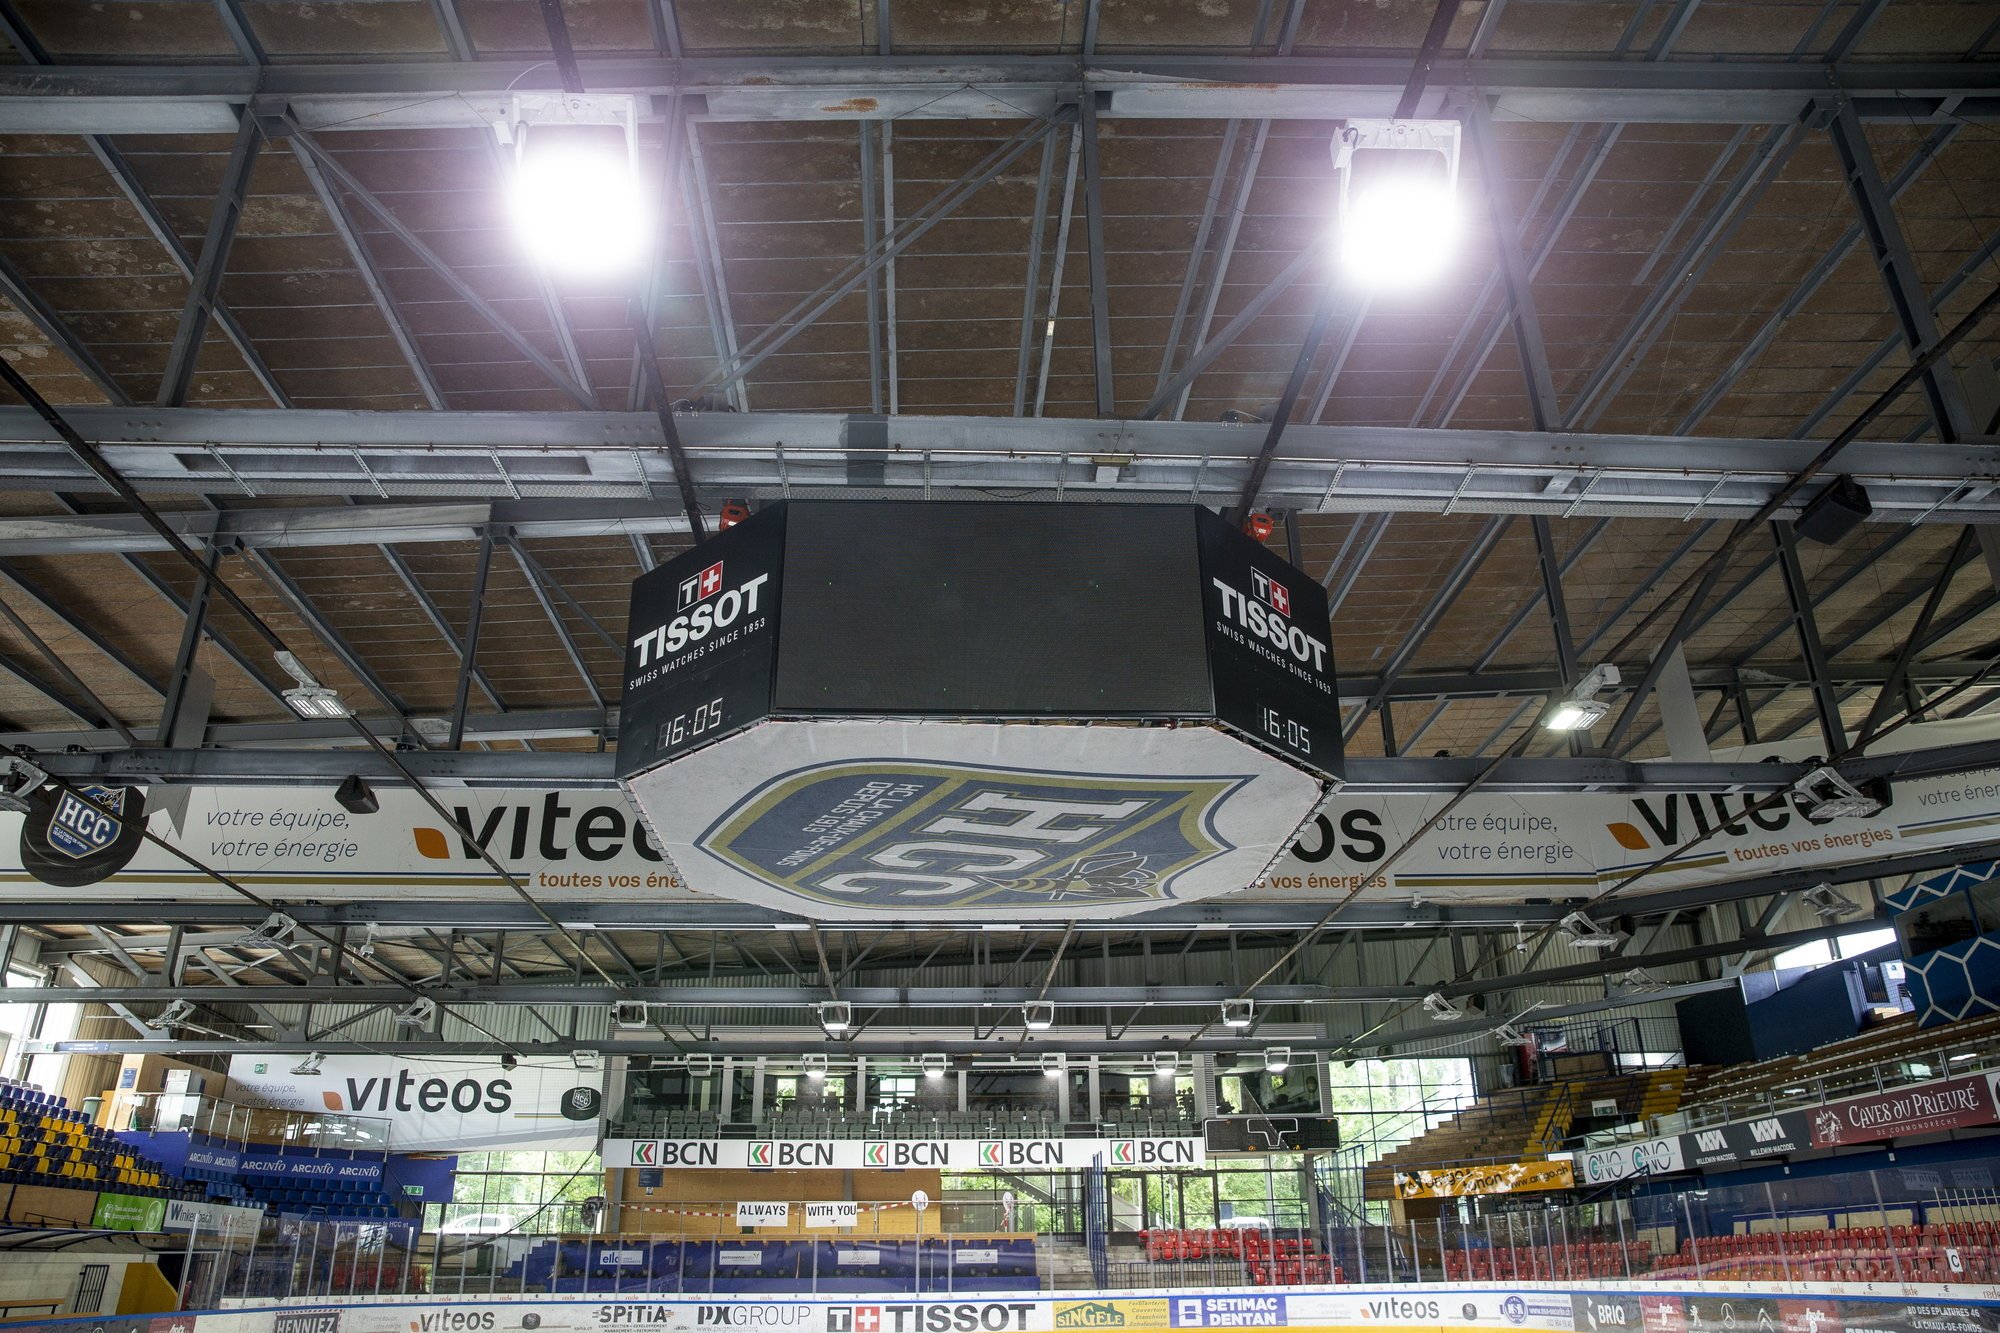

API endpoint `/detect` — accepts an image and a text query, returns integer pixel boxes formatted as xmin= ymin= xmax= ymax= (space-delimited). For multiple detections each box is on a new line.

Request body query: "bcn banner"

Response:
xmin=607 ymin=1137 xmax=1207 ymax=1171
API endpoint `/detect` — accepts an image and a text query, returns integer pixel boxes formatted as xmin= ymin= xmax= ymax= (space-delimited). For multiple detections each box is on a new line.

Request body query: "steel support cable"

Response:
xmin=1176 ymin=725 xmax=1541 ymax=1051
xmin=1342 ymin=636 xmax=2000 ymax=1055
xmin=1591 ymin=279 xmax=2000 ymax=672
xmin=3 ymin=761 xmax=526 ymax=1052
xmin=0 ymin=354 xmax=627 ymax=997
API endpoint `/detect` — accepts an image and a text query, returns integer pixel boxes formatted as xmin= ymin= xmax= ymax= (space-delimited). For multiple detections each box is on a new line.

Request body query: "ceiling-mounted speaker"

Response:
xmin=1795 ymin=476 xmax=1872 ymax=545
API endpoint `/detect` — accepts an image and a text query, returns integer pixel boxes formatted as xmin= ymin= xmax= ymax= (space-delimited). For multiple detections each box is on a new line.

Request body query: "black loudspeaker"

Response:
xmin=1795 ymin=475 xmax=1872 ymax=545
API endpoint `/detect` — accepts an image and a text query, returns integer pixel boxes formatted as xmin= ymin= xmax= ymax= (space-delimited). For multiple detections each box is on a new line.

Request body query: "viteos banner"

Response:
xmin=608 ymin=1138 xmax=1205 ymax=1171
xmin=229 ymin=1054 xmax=604 ymax=1152
xmin=6 ymin=714 xmax=1998 ymax=915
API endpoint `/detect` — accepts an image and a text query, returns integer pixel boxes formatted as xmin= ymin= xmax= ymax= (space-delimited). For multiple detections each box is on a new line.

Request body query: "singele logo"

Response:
xmin=697 ymin=760 xmax=1246 ymax=910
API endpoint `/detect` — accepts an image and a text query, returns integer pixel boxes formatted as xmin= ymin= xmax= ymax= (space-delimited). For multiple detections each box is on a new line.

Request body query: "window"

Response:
xmin=1972 ymin=879 xmax=2000 ymax=934
xmin=1894 ymin=894 xmax=1978 ymax=956
xmin=433 ymin=1149 xmax=601 ymax=1236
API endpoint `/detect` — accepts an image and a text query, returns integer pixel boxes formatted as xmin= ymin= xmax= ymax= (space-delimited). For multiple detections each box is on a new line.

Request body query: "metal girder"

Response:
xmin=1464 ymin=101 xmax=1563 ymax=431
xmin=156 ymin=112 xmax=263 ymax=408
xmin=1080 ymin=92 xmax=1114 ymax=416
xmin=1 ymin=408 xmax=1996 ymax=522
xmin=0 ymin=56 xmax=1994 ymax=133
xmin=0 ymin=250 xmax=130 ymax=405
xmin=1823 ymin=101 xmax=1995 ymax=441
xmin=290 ymin=141 xmax=446 ymax=410
xmin=5 ymin=832 xmax=1986 ymax=933
xmin=26 ymin=738 xmax=2000 ymax=792
xmin=1771 ymin=521 xmax=1849 ymax=755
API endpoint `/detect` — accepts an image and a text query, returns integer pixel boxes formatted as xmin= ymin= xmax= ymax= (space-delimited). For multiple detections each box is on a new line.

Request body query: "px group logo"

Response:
xmin=698 ymin=761 xmax=1246 ymax=911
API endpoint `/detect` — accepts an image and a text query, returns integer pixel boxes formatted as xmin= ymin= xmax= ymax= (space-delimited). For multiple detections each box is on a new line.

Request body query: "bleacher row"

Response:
xmin=0 ymin=1080 xmax=196 ymax=1199
xmin=1140 ymin=1229 xmax=1338 ymax=1286
xmin=234 ymin=1174 xmax=402 ymax=1221
xmin=505 ymin=1237 xmax=1039 ymax=1293
xmin=1650 ymin=1224 xmax=1999 ymax=1284
xmin=1443 ymin=1242 xmax=1654 ymax=1280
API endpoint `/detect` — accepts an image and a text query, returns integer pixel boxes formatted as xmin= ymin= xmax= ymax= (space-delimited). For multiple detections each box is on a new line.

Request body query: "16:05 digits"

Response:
xmin=657 ymin=697 xmax=724 ymax=750
xmin=1260 ymin=706 xmax=1311 ymax=754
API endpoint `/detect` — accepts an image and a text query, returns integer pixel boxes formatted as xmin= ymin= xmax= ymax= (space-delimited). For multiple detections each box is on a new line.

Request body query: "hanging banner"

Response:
xmin=806 ymin=1201 xmax=859 ymax=1228
xmin=3 ymin=713 xmax=1996 ymax=916
xmin=228 ymin=1054 xmax=603 ymax=1152
xmin=610 ymin=1136 xmax=1205 ymax=1171
xmin=736 ymin=1201 xmax=791 ymax=1226
xmin=1393 ymin=1159 xmax=1576 ymax=1199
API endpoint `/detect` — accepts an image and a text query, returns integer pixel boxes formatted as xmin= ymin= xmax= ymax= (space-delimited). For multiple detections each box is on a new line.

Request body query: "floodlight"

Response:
xmin=1040 ymin=1053 xmax=1066 ymax=1078
xmin=1544 ymin=664 xmax=1621 ymax=732
xmin=1023 ymin=1001 xmax=1055 ymax=1031
xmin=1264 ymin=1047 xmax=1290 ymax=1073
xmin=1221 ymin=997 xmax=1255 ymax=1029
xmin=1333 ymin=119 xmax=1462 ymax=290
xmin=356 ymin=922 xmax=379 ymax=959
xmin=393 ymin=997 xmax=436 ymax=1029
xmin=146 ymin=999 xmax=195 ymax=1031
xmin=818 ymin=1000 xmax=852 ymax=1034
xmin=687 ymin=1053 xmax=714 ymax=1076
xmin=922 ymin=1053 xmax=948 ymax=1079
xmin=0 ymin=757 xmax=45 ymax=814
xmin=1615 ymin=968 xmax=1667 ymax=994
xmin=1560 ymin=911 xmax=1623 ymax=950
xmin=803 ymin=1054 xmax=828 ymax=1080
xmin=235 ymin=912 xmax=298 ymax=949
xmin=1152 ymin=1051 xmax=1180 ymax=1078
xmin=573 ymin=1049 xmax=602 ymax=1071
xmin=1492 ymin=1024 xmax=1534 ymax=1048
xmin=276 ymin=651 xmax=347 ymax=719
xmin=499 ymin=95 xmax=647 ymax=278
xmin=612 ymin=1000 xmax=650 ymax=1030
xmin=291 ymin=1052 xmax=325 ymax=1076
xmin=1422 ymin=992 xmax=1463 ymax=1022
xmin=1803 ymin=884 xmax=1860 ymax=920
xmin=1794 ymin=767 xmax=1887 ymax=823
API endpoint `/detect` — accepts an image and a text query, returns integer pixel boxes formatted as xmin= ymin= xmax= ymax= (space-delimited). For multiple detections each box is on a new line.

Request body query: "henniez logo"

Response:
xmin=679 ymin=560 xmax=725 ymax=610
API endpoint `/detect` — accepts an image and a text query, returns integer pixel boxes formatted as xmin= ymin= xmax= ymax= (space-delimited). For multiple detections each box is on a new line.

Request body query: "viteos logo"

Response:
xmin=697 ymin=761 xmax=1245 ymax=910
xmin=1603 ymin=788 xmax=1829 ymax=853
xmin=632 ymin=568 xmax=771 ymax=667
xmin=411 ymin=792 xmax=666 ymax=866
xmin=320 ymin=1067 xmax=513 ymax=1115
xmin=412 ymin=1313 xmax=496 ymax=1332
xmin=1363 ymin=1300 xmax=1441 ymax=1321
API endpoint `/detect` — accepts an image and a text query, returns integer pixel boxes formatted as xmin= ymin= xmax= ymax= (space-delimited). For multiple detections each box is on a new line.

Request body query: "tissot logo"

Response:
xmin=831 ymin=1306 xmax=1035 ymax=1333
xmin=679 ymin=561 xmax=725 ymax=610
xmin=1210 ymin=578 xmax=1328 ymax=670
xmin=1249 ymin=568 xmax=1290 ymax=617
xmin=633 ymin=571 xmax=771 ymax=666
xmin=697 ymin=761 xmax=1246 ymax=911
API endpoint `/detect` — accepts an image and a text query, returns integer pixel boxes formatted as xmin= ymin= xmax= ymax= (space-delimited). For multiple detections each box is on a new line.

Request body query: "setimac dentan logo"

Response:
xmin=696 ymin=761 xmax=1246 ymax=911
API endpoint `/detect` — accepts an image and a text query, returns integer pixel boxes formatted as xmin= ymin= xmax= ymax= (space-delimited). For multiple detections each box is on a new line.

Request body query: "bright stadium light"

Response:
xmin=499 ymin=95 xmax=647 ymax=277
xmin=922 ymin=1053 xmax=948 ymax=1079
xmin=1023 ymin=1001 xmax=1055 ymax=1031
xmin=818 ymin=1000 xmax=852 ymax=1034
xmin=1041 ymin=1053 xmax=1066 ymax=1078
xmin=1221 ymin=998 xmax=1254 ymax=1029
xmin=1544 ymin=663 xmax=1621 ymax=732
xmin=803 ymin=1054 xmax=829 ymax=1080
xmin=1264 ymin=1047 xmax=1290 ymax=1073
xmin=1333 ymin=119 xmax=1462 ymax=290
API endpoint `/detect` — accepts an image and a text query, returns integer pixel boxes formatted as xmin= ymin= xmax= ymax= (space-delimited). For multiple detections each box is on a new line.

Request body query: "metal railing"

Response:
xmin=104 ymin=1092 xmax=391 ymax=1152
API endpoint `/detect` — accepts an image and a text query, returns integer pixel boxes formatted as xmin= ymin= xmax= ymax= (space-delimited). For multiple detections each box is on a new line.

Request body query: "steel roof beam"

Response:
xmin=26 ymin=738 xmax=2000 ymax=792
xmin=0 ymin=57 xmax=1994 ymax=132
